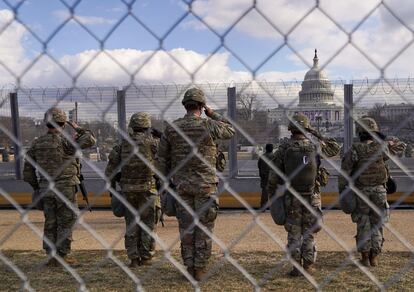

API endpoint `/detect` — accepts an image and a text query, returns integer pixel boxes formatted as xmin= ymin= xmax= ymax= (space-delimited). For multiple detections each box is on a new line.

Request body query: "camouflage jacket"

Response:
xmin=105 ymin=131 xmax=158 ymax=194
xmin=157 ymin=112 xmax=235 ymax=188
xmin=258 ymin=152 xmax=274 ymax=187
xmin=267 ymin=136 xmax=340 ymax=195
xmin=23 ymin=127 xmax=96 ymax=189
xmin=339 ymin=141 xmax=390 ymax=192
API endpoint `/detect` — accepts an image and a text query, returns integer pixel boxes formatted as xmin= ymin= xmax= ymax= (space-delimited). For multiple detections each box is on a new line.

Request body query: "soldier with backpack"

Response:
xmin=105 ymin=112 xmax=159 ymax=268
xmin=267 ymin=113 xmax=339 ymax=276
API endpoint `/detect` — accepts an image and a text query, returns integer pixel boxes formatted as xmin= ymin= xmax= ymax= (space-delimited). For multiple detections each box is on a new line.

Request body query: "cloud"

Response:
xmin=106 ymin=7 xmax=125 ymax=13
xmin=189 ymin=0 xmax=380 ymax=36
xmin=187 ymin=0 xmax=414 ymax=78
xmin=257 ymin=70 xmax=308 ymax=82
xmin=0 ymin=10 xmax=28 ymax=75
xmin=53 ymin=10 xmax=116 ymax=25
xmin=1 ymin=1 xmax=414 ymax=90
xmin=379 ymin=0 xmax=414 ymax=30
xmin=0 ymin=8 xmax=251 ymax=86
xmin=0 ymin=45 xmax=254 ymax=86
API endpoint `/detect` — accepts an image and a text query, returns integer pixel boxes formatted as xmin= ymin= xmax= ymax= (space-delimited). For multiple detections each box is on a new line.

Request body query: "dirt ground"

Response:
xmin=1 ymin=210 xmax=414 ymax=252
xmin=0 ymin=250 xmax=413 ymax=291
xmin=1 ymin=210 xmax=414 ymax=291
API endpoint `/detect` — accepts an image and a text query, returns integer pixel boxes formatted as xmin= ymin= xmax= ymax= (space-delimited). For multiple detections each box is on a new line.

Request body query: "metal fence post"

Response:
xmin=343 ymin=84 xmax=353 ymax=154
xmin=117 ymin=89 xmax=126 ymax=142
xmin=227 ymin=86 xmax=238 ymax=178
xmin=10 ymin=92 xmax=22 ymax=179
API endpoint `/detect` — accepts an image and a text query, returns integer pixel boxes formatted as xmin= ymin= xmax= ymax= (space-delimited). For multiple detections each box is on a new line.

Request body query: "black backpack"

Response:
xmin=284 ymin=141 xmax=318 ymax=193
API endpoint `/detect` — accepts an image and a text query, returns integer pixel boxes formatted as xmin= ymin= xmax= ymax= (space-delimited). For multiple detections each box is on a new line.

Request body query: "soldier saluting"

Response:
xmin=23 ymin=107 xmax=96 ymax=266
xmin=157 ymin=88 xmax=235 ymax=281
xmin=105 ymin=112 xmax=159 ymax=268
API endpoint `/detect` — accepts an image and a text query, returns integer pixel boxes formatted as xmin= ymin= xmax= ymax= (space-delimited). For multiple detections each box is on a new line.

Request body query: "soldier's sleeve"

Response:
xmin=105 ymin=144 xmax=121 ymax=181
xmin=156 ymin=133 xmax=171 ymax=177
xmin=23 ymin=146 xmax=39 ymax=190
xmin=387 ymin=139 xmax=406 ymax=158
xmin=151 ymin=137 xmax=160 ymax=157
xmin=320 ymin=138 xmax=340 ymax=158
xmin=75 ymin=127 xmax=97 ymax=149
xmin=207 ymin=112 xmax=235 ymax=140
xmin=266 ymin=148 xmax=284 ymax=196
xmin=338 ymin=147 xmax=356 ymax=193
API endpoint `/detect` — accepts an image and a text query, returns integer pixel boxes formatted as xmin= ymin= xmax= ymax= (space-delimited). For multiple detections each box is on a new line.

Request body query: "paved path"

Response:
xmin=1 ymin=210 xmax=413 ymax=252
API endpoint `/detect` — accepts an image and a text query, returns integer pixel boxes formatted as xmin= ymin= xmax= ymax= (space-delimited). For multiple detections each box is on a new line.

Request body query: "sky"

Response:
xmin=0 ymin=0 xmax=414 ymax=88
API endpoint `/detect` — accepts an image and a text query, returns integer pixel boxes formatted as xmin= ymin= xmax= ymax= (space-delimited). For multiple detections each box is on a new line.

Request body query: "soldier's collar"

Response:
xmin=291 ymin=134 xmax=307 ymax=140
xmin=184 ymin=113 xmax=201 ymax=118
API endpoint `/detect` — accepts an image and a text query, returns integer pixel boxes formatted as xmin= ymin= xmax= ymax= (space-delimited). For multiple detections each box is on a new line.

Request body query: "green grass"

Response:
xmin=1 ymin=251 xmax=413 ymax=291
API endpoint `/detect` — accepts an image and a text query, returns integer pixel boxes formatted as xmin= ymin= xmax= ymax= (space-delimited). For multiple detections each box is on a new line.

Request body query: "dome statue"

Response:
xmin=298 ymin=49 xmax=335 ymax=106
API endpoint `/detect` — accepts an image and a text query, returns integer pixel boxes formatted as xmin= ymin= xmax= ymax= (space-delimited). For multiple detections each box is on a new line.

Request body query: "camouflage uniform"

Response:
xmin=23 ymin=108 xmax=96 ymax=257
xmin=267 ymin=114 xmax=339 ymax=274
xmin=338 ymin=117 xmax=397 ymax=266
xmin=258 ymin=147 xmax=273 ymax=208
xmin=157 ymin=88 xmax=235 ymax=274
xmin=105 ymin=112 xmax=159 ymax=264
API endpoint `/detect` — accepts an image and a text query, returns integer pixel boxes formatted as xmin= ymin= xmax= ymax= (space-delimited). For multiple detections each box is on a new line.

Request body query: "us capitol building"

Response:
xmin=267 ymin=50 xmax=369 ymax=136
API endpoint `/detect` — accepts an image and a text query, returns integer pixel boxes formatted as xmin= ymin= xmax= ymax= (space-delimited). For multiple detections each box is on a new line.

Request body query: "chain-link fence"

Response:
xmin=1 ymin=0 xmax=414 ymax=291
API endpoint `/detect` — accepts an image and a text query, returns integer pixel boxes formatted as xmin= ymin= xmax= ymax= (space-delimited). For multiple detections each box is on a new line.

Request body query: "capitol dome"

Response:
xmin=298 ymin=50 xmax=335 ymax=106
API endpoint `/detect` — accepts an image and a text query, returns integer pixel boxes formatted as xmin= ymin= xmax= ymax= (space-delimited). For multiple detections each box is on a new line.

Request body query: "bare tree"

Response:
xmin=237 ymin=93 xmax=263 ymax=121
xmin=368 ymin=103 xmax=385 ymax=121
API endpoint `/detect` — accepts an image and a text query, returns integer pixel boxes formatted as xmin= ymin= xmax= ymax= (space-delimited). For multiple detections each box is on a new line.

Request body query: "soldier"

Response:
xmin=23 ymin=107 xmax=96 ymax=266
xmin=157 ymin=88 xmax=235 ymax=281
xmin=105 ymin=112 xmax=159 ymax=268
xmin=2 ymin=146 xmax=10 ymax=162
xmin=338 ymin=117 xmax=405 ymax=267
xmin=258 ymin=143 xmax=274 ymax=210
xmin=267 ymin=113 xmax=339 ymax=276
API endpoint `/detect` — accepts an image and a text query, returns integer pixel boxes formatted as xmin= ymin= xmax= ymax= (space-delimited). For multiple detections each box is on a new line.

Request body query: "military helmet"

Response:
xmin=356 ymin=117 xmax=379 ymax=134
xmin=288 ymin=113 xmax=311 ymax=132
xmin=44 ymin=107 xmax=67 ymax=125
xmin=129 ymin=112 xmax=151 ymax=130
xmin=182 ymin=87 xmax=206 ymax=105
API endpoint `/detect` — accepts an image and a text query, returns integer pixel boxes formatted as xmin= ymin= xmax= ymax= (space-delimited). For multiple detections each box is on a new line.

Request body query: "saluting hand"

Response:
xmin=67 ymin=121 xmax=79 ymax=130
xmin=204 ymin=105 xmax=214 ymax=117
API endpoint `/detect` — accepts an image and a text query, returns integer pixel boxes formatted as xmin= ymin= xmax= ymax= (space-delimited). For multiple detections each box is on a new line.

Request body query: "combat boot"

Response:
xmin=303 ymin=261 xmax=316 ymax=274
xmin=61 ymin=255 xmax=77 ymax=265
xmin=129 ymin=259 xmax=140 ymax=268
xmin=360 ymin=252 xmax=370 ymax=267
xmin=194 ymin=268 xmax=208 ymax=282
xmin=288 ymin=267 xmax=301 ymax=277
xmin=46 ymin=258 xmax=58 ymax=267
xmin=369 ymin=251 xmax=379 ymax=267
xmin=182 ymin=267 xmax=195 ymax=281
xmin=186 ymin=267 xmax=194 ymax=278
xmin=140 ymin=258 xmax=152 ymax=266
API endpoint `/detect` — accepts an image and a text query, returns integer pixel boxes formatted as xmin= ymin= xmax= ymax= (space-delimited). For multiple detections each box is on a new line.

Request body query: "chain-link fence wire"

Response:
xmin=1 ymin=0 xmax=414 ymax=290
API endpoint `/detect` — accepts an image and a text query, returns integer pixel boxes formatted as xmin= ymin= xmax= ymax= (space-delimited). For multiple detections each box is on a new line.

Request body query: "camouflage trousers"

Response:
xmin=42 ymin=185 xmax=77 ymax=256
xmin=284 ymin=192 xmax=322 ymax=265
xmin=175 ymin=184 xmax=219 ymax=269
xmin=124 ymin=192 xmax=156 ymax=260
xmin=151 ymin=195 xmax=162 ymax=254
xmin=260 ymin=186 xmax=269 ymax=209
xmin=351 ymin=185 xmax=387 ymax=255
